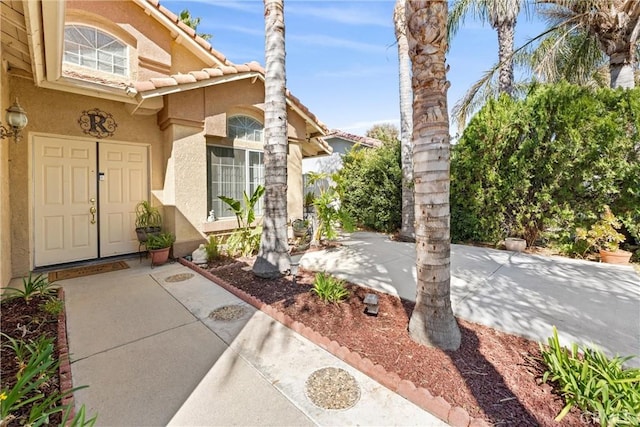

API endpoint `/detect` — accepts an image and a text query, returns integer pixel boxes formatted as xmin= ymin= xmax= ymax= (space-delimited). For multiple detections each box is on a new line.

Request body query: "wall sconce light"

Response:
xmin=363 ymin=293 xmax=379 ymax=316
xmin=0 ymin=99 xmax=28 ymax=143
xmin=290 ymin=262 xmax=299 ymax=285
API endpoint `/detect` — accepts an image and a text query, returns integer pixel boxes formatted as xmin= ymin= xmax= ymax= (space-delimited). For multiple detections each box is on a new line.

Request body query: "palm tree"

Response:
xmin=451 ymin=0 xmax=639 ymax=127
xmin=253 ymin=0 xmax=291 ymax=279
xmin=449 ymin=0 xmax=524 ymax=96
xmin=179 ymin=9 xmax=212 ymax=41
xmin=534 ymin=0 xmax=639 ymax=89
xmin=405 ymin=0 xmax=461 ymax=350
xmin=394 ymin=0 xmax=415 ymax=241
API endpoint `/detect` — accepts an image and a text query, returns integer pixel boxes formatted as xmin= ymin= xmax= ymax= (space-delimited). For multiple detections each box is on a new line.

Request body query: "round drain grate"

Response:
xmin=164 ymin=273 xmax=195 ymax=283
xmin=208 ymin=304 xmax=248 ymax=321
xmin=305 ymin=367 xmax=360 ymax=410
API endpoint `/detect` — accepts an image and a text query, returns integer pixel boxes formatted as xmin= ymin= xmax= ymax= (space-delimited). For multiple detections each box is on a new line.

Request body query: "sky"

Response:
xmin=163 ymin=0 xmax=547 ymax=136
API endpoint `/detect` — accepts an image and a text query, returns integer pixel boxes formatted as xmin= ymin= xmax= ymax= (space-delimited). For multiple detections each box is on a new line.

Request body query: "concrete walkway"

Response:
xmin=300 ymin=232 xmax=640 ymax=366
xmin=60 ymin=260 xmax=448 ymax=426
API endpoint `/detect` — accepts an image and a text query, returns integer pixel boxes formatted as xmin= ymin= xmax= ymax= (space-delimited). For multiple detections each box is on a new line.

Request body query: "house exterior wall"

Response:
xmin=1 ymin=48 xmax=12 ymax=286
xmin=7 ymin=76 xmax=163 ymax=276
xmin=162 ymin=80 xmax=306 ymax=256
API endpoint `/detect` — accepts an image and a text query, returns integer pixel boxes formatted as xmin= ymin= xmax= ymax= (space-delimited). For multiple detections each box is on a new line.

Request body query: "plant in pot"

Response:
xmin=145 ymin=232 xmax=175 ymax=266
xmin=575 ymin=206 xmax=632 ymax=264
xmin=292 ymin=218 xmax=310 ymax=238
xmin=135 ymin=201 xmax=162 ymax=243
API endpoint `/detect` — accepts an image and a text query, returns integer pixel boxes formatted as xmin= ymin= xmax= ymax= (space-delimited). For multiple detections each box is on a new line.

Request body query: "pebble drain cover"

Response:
xmin=305 ymin=367 xmax=360 ymax=410
xmin=164 ymin=273 xmax=195 ymax=282
xmin=208 ymin=304 xmax=248 ymax=321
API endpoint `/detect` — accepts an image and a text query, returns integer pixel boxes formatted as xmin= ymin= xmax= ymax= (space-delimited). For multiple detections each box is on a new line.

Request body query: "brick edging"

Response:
xmin=57 ymin=287 xmax=76 ymax=418
xmin=179 ymin=258 xmax=490 ymax=427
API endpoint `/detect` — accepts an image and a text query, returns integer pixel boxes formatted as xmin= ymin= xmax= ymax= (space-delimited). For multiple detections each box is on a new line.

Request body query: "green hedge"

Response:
xmin=451 ymin=82 xmax=640 ymax=247
xmin=336 ymin=139 xmax=402 ymax=233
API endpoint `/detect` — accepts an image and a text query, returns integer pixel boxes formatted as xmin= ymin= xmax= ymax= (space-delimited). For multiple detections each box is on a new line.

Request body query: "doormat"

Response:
xmin=48 ymin=261 xmax=129 ymax=282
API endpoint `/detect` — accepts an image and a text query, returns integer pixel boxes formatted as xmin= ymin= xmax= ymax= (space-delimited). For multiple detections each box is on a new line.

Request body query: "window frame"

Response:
xmin=63 ymin=24 xmax=129 ymax=77
xmin=206 ymin=145 xmax=265 ymax=220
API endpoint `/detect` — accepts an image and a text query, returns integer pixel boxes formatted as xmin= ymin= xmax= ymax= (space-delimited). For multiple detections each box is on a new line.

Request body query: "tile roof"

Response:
xmin=136 ymin=0 xmax=329 ymax=135
xmin=325 ymin=129 xmax=383 ymax=148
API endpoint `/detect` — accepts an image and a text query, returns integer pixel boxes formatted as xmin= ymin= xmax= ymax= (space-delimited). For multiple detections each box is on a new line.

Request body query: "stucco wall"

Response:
xmin=66 ymin=1 xmax=209 ymax=83
xmin=8 ymin=77 xmax=164 ymax=276
xmin=1 ymin=57 xmax=11 ymax=287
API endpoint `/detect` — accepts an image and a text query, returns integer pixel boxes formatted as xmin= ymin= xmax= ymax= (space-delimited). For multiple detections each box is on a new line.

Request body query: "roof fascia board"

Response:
xmin=137 ymin=71 xmax=262 ymax=99
xmin=41 ymin=0 xmax=65 ymax=83
xmin=132 ymin=0 xmax=223 ymax=67
xmin=39 ymin=77 xmax=139 ymax=104
xmin=20 ymin=1 xmax=43 ymax=83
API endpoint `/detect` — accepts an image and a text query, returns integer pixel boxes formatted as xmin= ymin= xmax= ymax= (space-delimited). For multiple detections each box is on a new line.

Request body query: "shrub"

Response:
xmin=451 ymin=83 xmax=640 ymax=248
xmin=2 ymin=274 xmax=57 ymax=302
xmin=540 ymin=327 xmax=640 ymax=425
xmin=204 ymin=235 xmax=221 ymax=262
xmin=311 ymin=272 xmax=349 ymax=303
xmin=336 ymin=138 xmax=402 ymax=232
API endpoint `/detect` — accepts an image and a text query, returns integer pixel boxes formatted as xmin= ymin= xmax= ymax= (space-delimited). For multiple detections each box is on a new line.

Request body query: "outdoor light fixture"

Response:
xmin=0 ymin=99 xmax=28 ymax=143
xmin=363 ymin=293 xmax=379 ymax=316
xmin=290 ymin=262 xmax=299 ymax=285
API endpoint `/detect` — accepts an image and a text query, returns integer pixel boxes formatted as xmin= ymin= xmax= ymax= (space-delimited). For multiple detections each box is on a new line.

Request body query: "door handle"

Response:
xmin=90 ymin=206 xmax=97 ymax=224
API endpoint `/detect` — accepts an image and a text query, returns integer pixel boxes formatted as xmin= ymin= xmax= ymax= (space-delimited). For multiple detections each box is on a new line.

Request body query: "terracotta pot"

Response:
xmin=149 ymin=247 xmax=170 ymax=266
xmin=505 ymin=237 xmax=526 ymax=252
xmin=599 ymin=249 xmax=632 ymax=264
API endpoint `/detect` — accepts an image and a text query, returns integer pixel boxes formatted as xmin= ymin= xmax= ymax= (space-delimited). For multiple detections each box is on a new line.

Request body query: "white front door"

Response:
xmin=34 ymin=136 xmax=150 ymax=267
xmin=34 ymin=136 xmax=98 ymax=266
xmin=98 ymin=142 xmax=149 ymax=257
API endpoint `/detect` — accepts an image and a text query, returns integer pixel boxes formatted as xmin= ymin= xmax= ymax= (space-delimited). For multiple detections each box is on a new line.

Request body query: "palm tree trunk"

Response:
xmin=253 ymin=0 xmax=291 ymax=278
xmin=395 ymin=0 xmax=415 ymax=241
xmin=496 ymin=21 xmax=515 ymax=95
xmin=406 ymin=0 xmax=460 ymax=350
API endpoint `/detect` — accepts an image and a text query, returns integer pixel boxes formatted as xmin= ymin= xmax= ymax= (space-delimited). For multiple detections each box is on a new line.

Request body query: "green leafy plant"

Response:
xmin=307 ymin=172 xmax=354 ymax=242
xmin=218 ymin=185 xmax=265 ymax=257
xmin=2 ymin=274 xmax=56 ymax=302
xmin=204 ymin=235 xmax=221 ymax=262
xmin=225 ymin=226 xmax=262 ymax=257
xmin=451 ymin=84 xmax=640 ymax=248
xmin=575 ymin=205 xmax=627 ymax=255
xmin=336 ymin=138 xmax=402 ymax=233
xmin=40 ymin=298 xmax=64 ymax=316
xmin=0 ymin=333 xmax=96 ymax=426
xmin=134 ymin=201 xmax=162 ymax=230
xmin=540 ymin=327 xmax=640 ymax=425
xmin=145 ymin=232 xmax=175 ymax=250
xmin=311 ymin=272 xmax=349 ymax=303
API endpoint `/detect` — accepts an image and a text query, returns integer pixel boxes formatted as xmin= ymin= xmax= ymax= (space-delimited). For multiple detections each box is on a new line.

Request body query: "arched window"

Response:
xmin=63 ymin=25 xmax=128 ymax=76
xmin=228 ymin=115 xmax=264 ymax=143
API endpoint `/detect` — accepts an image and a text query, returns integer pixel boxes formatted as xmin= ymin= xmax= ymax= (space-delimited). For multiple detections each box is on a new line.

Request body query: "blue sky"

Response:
xmin=163 ymin=1 xmax=546 ymax=136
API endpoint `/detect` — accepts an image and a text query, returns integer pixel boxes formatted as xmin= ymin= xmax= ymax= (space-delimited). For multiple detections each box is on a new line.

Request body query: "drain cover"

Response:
xmin=305 ymin=367 xmax=360 ymax=410
xmin=164 ymin=273 xmax=194 ymax=283
xmin=208 ymin=304 xmax=248 ymax=321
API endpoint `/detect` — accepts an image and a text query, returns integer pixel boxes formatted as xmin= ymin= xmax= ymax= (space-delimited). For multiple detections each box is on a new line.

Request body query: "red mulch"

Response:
xmin=206 ymin=257 xmax=594 ymax=426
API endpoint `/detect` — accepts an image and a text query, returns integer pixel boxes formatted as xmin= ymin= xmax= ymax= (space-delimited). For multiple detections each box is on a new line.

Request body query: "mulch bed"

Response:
xmin=205 ymin=256 xmax=593 ymax=426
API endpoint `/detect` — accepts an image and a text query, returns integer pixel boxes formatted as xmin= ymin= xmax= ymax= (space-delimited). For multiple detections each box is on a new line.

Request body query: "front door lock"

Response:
xmin=90 ymin=198 xmax=96 ymax=224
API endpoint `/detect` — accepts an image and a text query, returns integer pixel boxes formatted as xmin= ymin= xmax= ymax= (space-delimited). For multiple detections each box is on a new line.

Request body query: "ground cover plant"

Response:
xmin=205 ymin=258 xmax=596 ymax=426
xmin=1 ymin=275 xmax=96 ymax=426
xmin=540 ymin=327 xmax=640 ymax=425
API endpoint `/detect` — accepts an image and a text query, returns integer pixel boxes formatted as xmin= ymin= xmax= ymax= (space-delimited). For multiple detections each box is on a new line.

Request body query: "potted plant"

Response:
xmin=135 ymin=201 xmax=162 ymax=242
xmin=145 ymin=232 xmax=175 ymax=266
xmin=292 ymin=218 xmax=310 ymax=238
xmin=575 ymin=206 xmax=632 ymax=264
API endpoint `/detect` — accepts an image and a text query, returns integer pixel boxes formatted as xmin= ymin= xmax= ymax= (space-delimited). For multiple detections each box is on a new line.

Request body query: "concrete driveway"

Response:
xmin=299 ymin=232 xmax=640 ymax=366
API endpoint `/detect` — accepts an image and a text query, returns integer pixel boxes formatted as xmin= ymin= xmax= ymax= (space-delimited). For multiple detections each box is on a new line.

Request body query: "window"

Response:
xmin=64 ymin=25 xmax=128 ymax=76
xmin=228 ymin=115 xmax=264 ymax=143
xmin=207 ymin=147 xmax=264 ymax=219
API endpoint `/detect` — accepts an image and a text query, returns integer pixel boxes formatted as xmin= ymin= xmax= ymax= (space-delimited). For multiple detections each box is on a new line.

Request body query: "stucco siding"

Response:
xmin=8 ymin=77 xmax=163 ymax=275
